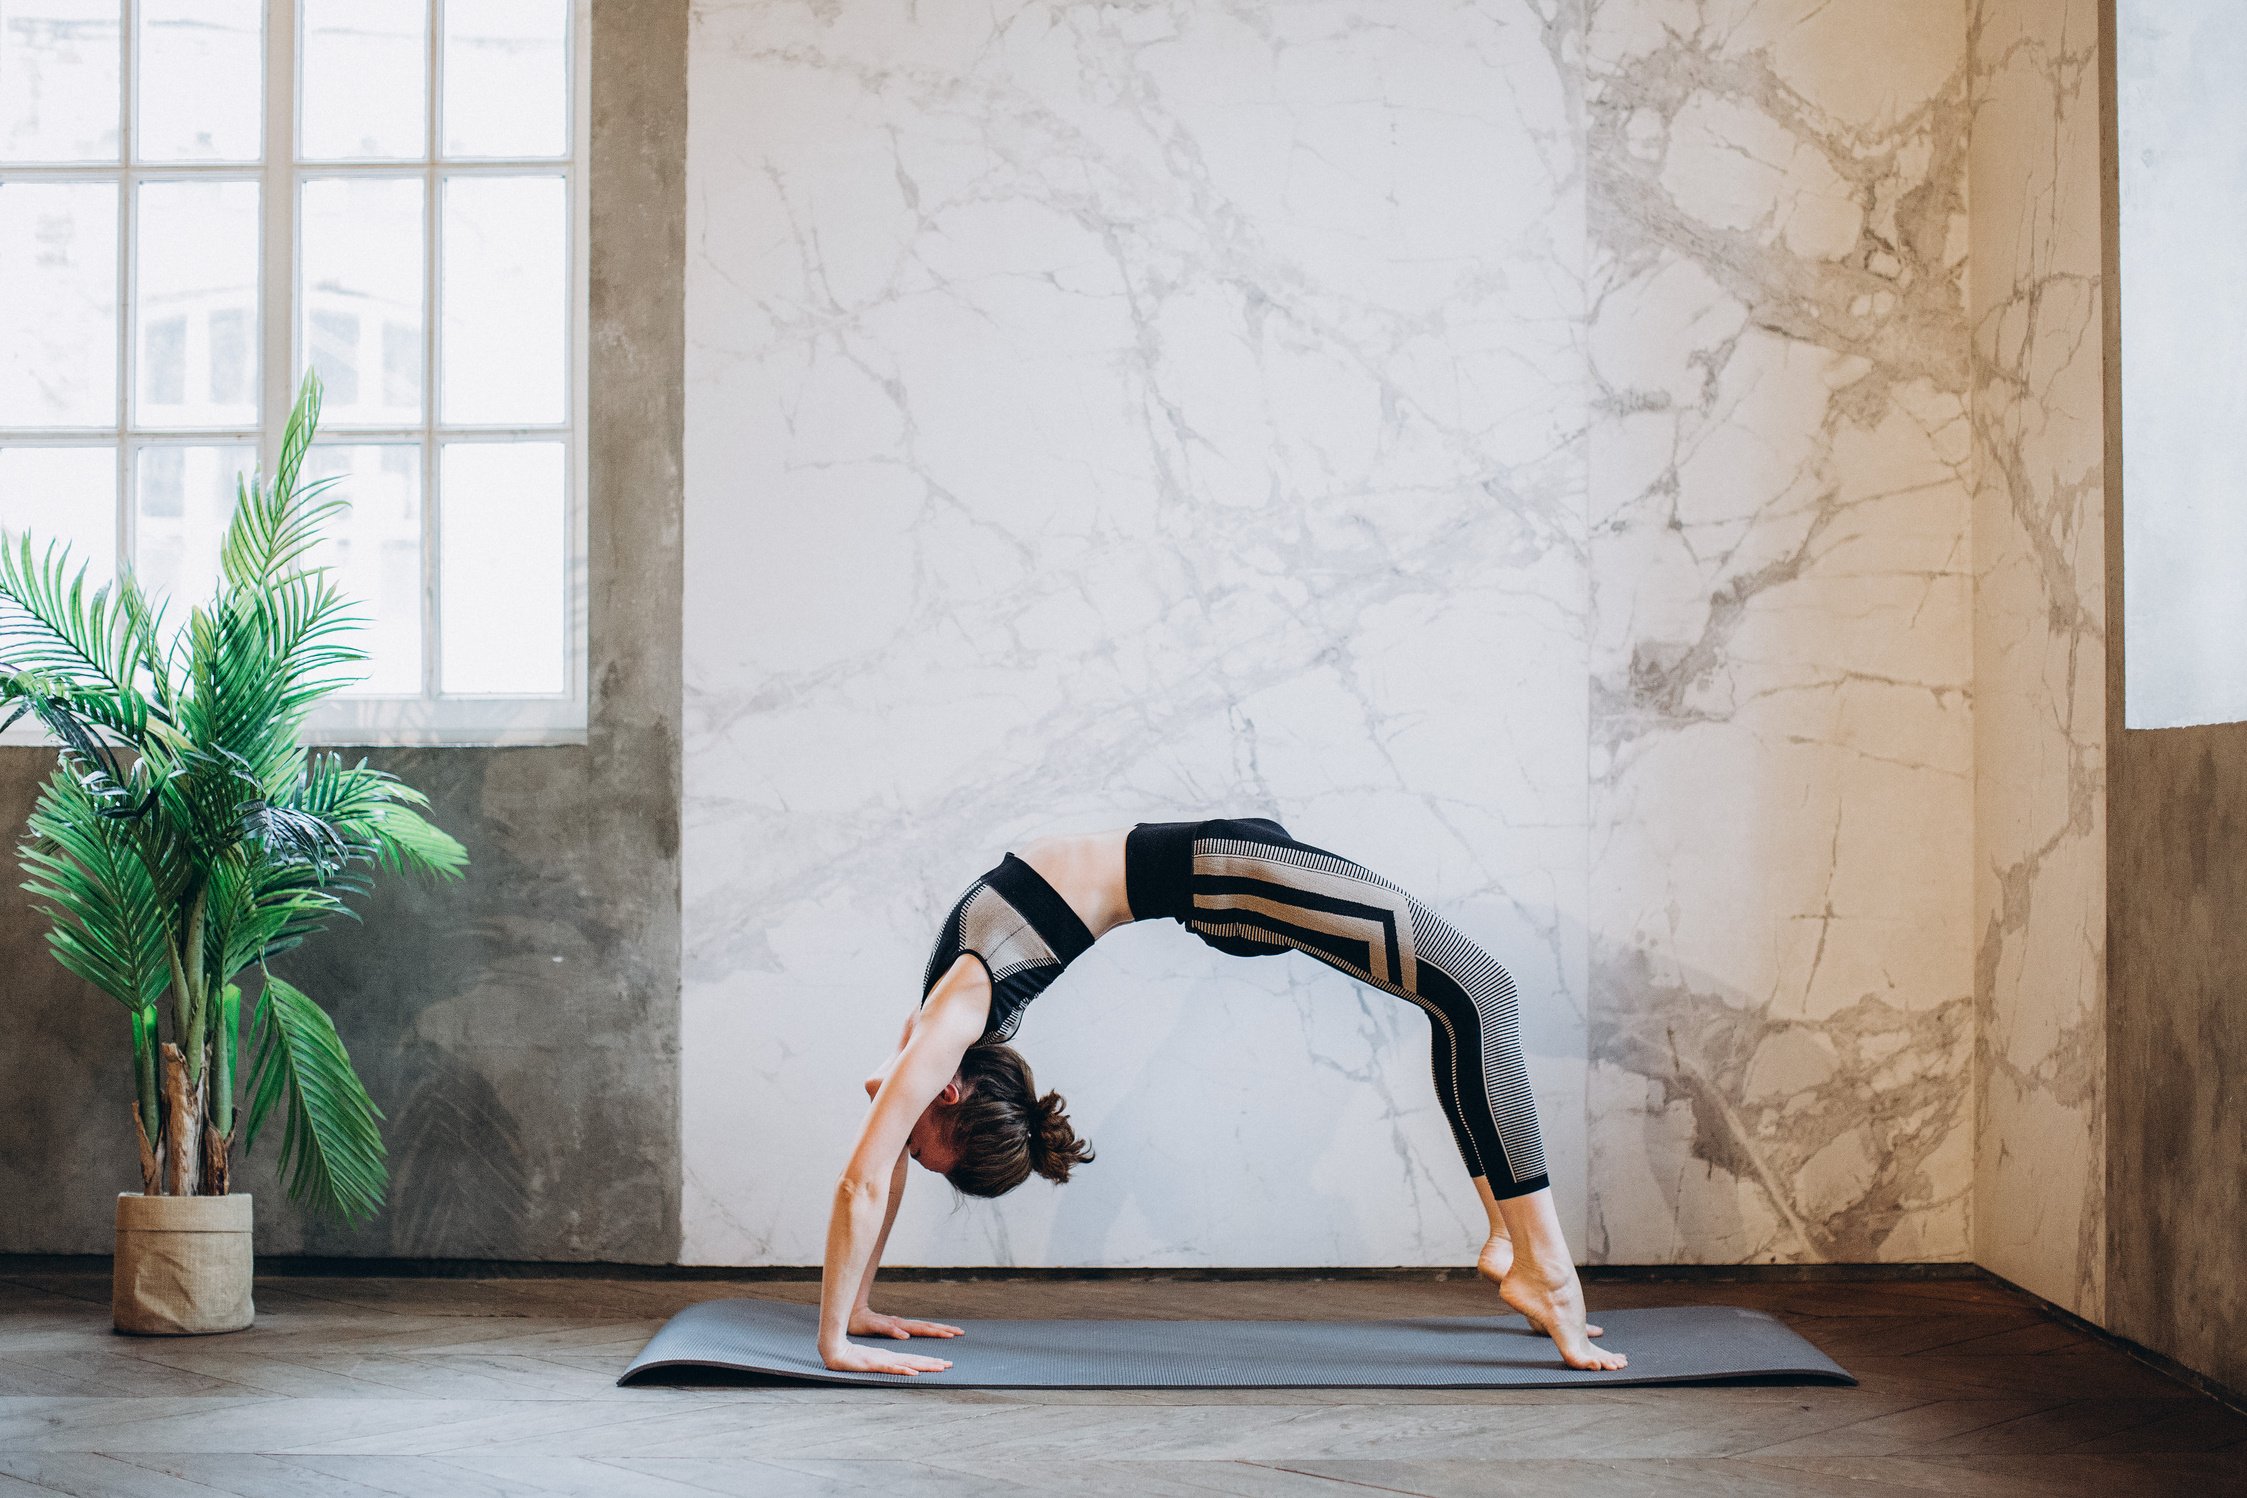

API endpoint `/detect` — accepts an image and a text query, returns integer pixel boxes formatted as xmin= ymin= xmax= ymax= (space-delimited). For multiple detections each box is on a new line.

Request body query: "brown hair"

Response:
xmin=939 ymin=1043 xmax=1094 ymax=1198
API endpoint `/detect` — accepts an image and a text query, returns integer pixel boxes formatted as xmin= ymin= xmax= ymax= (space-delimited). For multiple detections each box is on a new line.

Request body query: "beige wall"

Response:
xmin=1967 ymin=0 xmax=2108 ymax=1320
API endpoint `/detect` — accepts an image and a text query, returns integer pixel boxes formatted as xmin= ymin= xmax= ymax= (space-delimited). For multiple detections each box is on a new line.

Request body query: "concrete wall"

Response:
xmin=0 ymin=0 xmax=686 ymax=1262
xmin=2108 ymin=728 xmax=2247 ymax=1395
xmin=679 ymin=0 xmax=1979 ymax=1269
xmin=2104 ymin=0 xmax=2247 ymax=1400
xmin=1967 ymin=0 xmax=2107 ymax=1321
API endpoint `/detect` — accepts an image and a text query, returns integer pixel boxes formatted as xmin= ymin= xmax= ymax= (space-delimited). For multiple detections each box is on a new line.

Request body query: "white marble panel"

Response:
xmin=1583 ymin=0 xmax=1977 ymax=1263
xmin=1969 ymin=0 xmax=2106 ymax=1319
xmin=681 ymin=0 xmax=1589 ymax=1266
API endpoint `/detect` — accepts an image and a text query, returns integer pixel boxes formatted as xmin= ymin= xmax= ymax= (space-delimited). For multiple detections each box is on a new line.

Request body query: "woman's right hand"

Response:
xmin=820 ymin=1339 xmax=955 ymax=1377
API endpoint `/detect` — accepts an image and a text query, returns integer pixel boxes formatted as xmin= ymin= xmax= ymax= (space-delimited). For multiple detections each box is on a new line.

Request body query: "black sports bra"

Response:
xmin=920 ymin=853 xmax=1095 ymax=1043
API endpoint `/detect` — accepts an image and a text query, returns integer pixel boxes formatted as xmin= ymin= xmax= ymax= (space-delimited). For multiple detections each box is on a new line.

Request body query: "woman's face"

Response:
xmin=862 ymin=1068 xmax=963 ymax=1175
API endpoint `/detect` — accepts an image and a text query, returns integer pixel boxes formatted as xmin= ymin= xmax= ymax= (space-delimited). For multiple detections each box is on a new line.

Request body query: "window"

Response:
xmin=2117 ymin=0 xmax=2247 ymax=730
xmin=0 ymin=0 xmax=587 ymax=744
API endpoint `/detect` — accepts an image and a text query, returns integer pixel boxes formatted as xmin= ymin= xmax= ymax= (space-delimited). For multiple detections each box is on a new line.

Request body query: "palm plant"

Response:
xmin=0 ymin=372 xmax=466 ymax=1222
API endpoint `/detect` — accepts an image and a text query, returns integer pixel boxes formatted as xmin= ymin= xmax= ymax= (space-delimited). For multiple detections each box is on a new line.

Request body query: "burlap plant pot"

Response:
xmin=113 ymin=1193 xmax=254 ymax=1335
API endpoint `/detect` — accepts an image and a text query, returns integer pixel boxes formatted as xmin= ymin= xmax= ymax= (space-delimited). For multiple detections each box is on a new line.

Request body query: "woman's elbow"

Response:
xmin=833 ymin=1174 xmax=885 ymax=1210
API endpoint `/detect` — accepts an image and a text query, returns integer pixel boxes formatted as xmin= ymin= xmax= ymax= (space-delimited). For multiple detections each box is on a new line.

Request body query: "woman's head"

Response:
xmin=930 ymin=1043 xmax=1093 ymax=1197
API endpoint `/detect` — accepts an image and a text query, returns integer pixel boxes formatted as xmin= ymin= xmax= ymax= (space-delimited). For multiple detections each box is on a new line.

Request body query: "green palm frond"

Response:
xmin=204 ymin=855 xmax=360 ymax=989
xmin=0 ymin=681 xmax=140 ymax=805
xmin=182 ymin=602 xmax=290 ymax=779
xmin=20 ymin=768 xmax=171 ymax=1009
xmin=221 ymin=374 xmax=346 ymax=591
xmin=239 ymin=801 xmax=351 ymax=876
xmin=149 ymin=743 xmax=262 ymax=862
xmin=292 ymin=754 xmax=467 ymax=882
xmin=0 ymin=536 xmax=169 ymax=730
xmin=113 ymin=566 xmax=178 ymax=719
xmin=259 ymin=571 xmax=365 ymax=710
xmin=243 ymin=975 xmax=386 ymax=1223
xmin=358 ymin=803 xmax=467 ymax=881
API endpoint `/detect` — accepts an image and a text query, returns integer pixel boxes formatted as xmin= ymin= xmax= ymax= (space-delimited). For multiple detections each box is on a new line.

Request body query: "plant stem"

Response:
xmin=165 ymin=931 xmax=191 ymax=1052
xmin=210 ymin=983 xmax=238 ymax=1140
xmin=181 ymin=885 xmax=208 ymax=1084
xmin=131 ymin=1004 xmax=162 ymax=1152
xmin=131 ymin=1006 xmax=162 ymax=1194
xmin=159 ymin=1042 xmax=202 ymax=1196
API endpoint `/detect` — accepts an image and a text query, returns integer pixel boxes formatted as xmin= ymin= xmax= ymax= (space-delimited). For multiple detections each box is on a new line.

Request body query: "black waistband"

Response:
xmin=985 ymin=853 xmax=1096 ymax=965
xmin=1128 ymin=817 xmax=1303 ymax=923
xmin=1124 ymin=821 xmax=1199 ymax=923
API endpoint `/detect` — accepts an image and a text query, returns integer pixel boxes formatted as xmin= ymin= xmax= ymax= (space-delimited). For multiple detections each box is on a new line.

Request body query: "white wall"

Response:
xmin=681 ymin=0 xmax=1978 ymax=1267
xmin=2117 ymin=0 xmax=2247 ymax=731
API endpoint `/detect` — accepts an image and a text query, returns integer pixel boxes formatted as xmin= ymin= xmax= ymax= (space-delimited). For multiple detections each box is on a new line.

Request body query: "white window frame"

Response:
xmin=0 ymin=0 xmax=591 ymax=747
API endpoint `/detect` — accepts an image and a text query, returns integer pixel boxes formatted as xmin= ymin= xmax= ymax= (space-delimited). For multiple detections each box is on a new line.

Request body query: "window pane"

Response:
xmin=307 ymin=443 xmax=421 ymax=694
xmin=439 ymin=440 xmax=562 ymax=694
xmin=440 ymin=175 xmax=564 ymax=424
xmin=442 ymin=0 xmax=566 ymax=159
xmin=300 ymin=0 xmax=425 ymax=162
xmin=135 ymin=179 xmax=259 ymax=429
xmin=0 ymin=0 xmax=120 ymax=163
xmin=301 ymin=176 xmax=422 ymax=427
xmin=2120 ymin=0 xmax=2247 ymax=729
xmin=132 ymin=442 xmax=250 ymax=614
xmin=0 ymin=445 xmax=115 ymax=582
xmin=136 ymin=0 xmax=259 ymax=162
xmin=0 ymin=181 xmax=116 ymax=425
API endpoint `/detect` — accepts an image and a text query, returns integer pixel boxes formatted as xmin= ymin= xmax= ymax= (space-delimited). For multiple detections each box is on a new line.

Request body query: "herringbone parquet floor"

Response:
xmin=1 ymin=1270 xmax=2242 ymax=1497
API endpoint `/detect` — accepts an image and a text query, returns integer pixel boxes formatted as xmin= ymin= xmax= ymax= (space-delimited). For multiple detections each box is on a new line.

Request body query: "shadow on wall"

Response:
xmin=0 ymin=739 xmax=677 ymax=1263
xmin=260 ymin=748 xmax=578 ymax=1260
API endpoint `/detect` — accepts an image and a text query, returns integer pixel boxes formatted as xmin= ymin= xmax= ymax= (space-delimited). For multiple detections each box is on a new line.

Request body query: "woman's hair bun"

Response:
xmin=1027 ymin=1089 xmax=1095 ymax=1183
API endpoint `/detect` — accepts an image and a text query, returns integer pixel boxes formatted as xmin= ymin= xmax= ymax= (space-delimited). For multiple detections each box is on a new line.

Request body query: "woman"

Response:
xmin=819 ymin=817 xmax=1624 ymax=1375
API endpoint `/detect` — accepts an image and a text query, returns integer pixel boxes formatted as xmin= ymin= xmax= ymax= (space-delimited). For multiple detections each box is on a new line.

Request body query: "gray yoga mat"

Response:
xmin=619 ymin=1297 xmax=1853 ymax=1389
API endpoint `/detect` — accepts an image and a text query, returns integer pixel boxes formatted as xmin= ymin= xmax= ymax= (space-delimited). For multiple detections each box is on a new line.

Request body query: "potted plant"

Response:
xmin=0 ymin=372 xmax=466 ymax=1334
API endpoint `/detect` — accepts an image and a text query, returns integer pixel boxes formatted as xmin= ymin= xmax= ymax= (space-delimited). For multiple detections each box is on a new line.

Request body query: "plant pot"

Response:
xmin=112 ymin=1192 xmax=254 ymax=1335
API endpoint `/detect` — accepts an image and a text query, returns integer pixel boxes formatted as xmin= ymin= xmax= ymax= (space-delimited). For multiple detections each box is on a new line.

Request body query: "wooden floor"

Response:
xmin=2 ymin=1270 xmax=2243 ymax=1497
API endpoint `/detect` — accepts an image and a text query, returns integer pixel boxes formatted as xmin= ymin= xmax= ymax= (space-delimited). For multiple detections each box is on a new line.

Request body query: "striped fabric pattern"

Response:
xmin=923 ymin=853 xmax=1096 ymax=1044
xmin=1185 ymin=831 xmax=1550 ymax=1198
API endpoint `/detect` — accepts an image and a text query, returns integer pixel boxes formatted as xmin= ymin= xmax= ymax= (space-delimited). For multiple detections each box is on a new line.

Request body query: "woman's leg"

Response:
xmin=1475 ymin=1179 xmax=1619 ymax=1369
xmin=1180 ymin=826 xmax=1620 ymax=1367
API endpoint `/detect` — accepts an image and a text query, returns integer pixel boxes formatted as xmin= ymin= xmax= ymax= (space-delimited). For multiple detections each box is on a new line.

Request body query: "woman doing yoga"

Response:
xmin=818 ymin=817 xmax=1624 ymax=1375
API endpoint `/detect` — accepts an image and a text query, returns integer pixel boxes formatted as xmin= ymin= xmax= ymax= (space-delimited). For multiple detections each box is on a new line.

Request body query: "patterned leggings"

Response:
xmin=1124 ymin=818 xmax=1550 ymax=1199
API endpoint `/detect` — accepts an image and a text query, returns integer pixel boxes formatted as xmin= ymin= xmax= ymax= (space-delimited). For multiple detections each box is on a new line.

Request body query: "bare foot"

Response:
xmin=1494 ymin=1252 xmax=1623 ymax=1371
xmin=1475 ymin=1229 xmax=1514 ymax=1284
xmin=1477 ymin=1232 xmax=1602 ymax=1341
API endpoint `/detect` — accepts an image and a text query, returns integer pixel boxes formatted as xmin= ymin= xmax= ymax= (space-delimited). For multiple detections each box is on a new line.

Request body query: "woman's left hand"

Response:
xmin=850 ymin=1309 xmax=964 ymax=1340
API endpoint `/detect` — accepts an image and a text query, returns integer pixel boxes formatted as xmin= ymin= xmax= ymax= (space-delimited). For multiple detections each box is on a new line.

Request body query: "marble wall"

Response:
xmin=681 ymin=0 xmax=1592 ymax=1267
xmin=1582 ymin=0 xmax=1976 ymax=1264
xmin=681 ymin=0 xmax=1983 ymax=1266
xmin=1967 ymin=0 xmax=2106 ymax=1319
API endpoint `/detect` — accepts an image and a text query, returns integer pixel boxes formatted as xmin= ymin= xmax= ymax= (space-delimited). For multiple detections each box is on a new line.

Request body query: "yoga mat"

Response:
xmin=618 ymin=1298 xmax=1854 ymax=1389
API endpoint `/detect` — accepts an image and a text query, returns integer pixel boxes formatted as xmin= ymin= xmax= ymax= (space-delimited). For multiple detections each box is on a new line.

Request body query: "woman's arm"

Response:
xmin=816 ymin=957 xmax=987 ymax=1375
xmin=843 ymin=1010 xmax=963 ymax=1341
xmin=846 ymin=1148 xmax=964 ymax=1342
